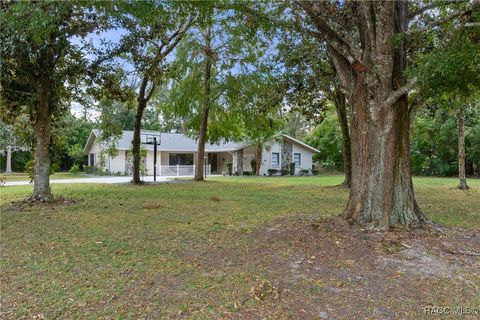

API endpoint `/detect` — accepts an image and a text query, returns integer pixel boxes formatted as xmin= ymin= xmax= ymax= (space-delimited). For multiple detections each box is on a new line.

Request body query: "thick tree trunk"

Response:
xmin=132 ymin=99 xmax=147 ymax=184
xmin=6 ymin=146 xmax=12 ymax=173
xmin=343 ymin=82 xmax=427 ymax=229
xmin=333 ymin=90 xmax=351 ymax=188
xmin=32 ymin=81 xmax=53 ymax=202
xmin=255 ymin=144 xmax=262 ymax=176
xmin=457 ymin=107 xmax=468 ymax=190
xmin=194 ymin=25 xmax=212 ymax=181
xmin=341 ymin=0 xmax=428 ymax=229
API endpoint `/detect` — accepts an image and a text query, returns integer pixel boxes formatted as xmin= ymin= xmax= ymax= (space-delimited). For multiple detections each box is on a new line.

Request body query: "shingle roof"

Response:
xmin=84 ymin=130 xmax=320 ymax=154
xmin=89 ymin=129 xmax=243 ymax=152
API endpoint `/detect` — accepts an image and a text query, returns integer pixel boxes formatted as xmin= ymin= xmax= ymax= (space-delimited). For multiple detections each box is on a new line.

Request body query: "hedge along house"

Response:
xmin=83 ymin=129 xmax=319 ymax=176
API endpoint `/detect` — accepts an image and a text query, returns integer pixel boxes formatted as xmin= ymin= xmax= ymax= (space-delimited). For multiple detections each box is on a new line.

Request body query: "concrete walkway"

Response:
xmin=3 ymin=175 xmax=201 ymax=187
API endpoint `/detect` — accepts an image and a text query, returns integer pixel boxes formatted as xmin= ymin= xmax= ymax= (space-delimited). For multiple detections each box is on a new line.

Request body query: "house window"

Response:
xmin=294 ymin=153 xmax=301 ymax=166
xmin=271 ymin=152 xmax=280 ymax=167
xmin=89 ymin=153 xmax=95 ymax=166
xmin=169 ymin=153 xmax=194 ymax=165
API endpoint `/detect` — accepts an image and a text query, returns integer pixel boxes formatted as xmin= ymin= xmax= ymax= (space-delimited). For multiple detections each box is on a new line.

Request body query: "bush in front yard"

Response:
xmin=290 ymin=162 xmax=295 ymax=175
xmin=226 ymin=162 xmax=233 ymax=176
xmin=68 ymin=164 xmax=80 ymax=174
xmin=267 ymin=169 xmax=279 ymax=176
xmin=299 ymin=169 xmax=310 ymax=175
xmin=280 ymin=169 xmax=289 ymax=176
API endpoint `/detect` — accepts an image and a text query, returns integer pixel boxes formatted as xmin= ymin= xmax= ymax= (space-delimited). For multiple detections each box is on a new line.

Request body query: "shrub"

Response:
xmin=68 ymin=164 xmax=80 ymax=174
xmin=24 ymin=160 xmax=35 ymax=183
xmin=243 ymin=171 xmax=252 ymax=176
xmin=84 ymin=165 xmax=105 ymax=175
xmin=251 ymin=159 xmax=257 ymax=175
xmin=311 ymin=169 xmax=319 ymax=175
xmin=299 ymin=169 xmax=310 ymax=175
xmin=226 ymin=162 xmax=233 ymax=176
xmin=289 ymin=162 xmax=295 ymax=175
xmin=267 ymin=168 xmax=279 ymax=176
xmin=280 ymin=169 xmax=289 ymax=176
xmin=84 ymin=165 xmax=95 ymax=174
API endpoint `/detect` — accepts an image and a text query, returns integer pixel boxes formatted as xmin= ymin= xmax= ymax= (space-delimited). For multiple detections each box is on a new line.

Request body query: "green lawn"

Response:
xmin=1 ymin=176 xmax=479 ymax=318
xmin=0 ymin=172 xmax=88 ymax=182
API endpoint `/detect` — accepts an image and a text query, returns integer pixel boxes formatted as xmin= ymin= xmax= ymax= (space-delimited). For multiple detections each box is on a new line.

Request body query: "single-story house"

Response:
xmin=83 ymin=129 xmax=319 ymax=176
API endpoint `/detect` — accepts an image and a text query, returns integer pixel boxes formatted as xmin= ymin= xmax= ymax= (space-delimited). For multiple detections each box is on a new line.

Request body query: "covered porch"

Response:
xmin=146 ymin=151 xmax=232 ymax=176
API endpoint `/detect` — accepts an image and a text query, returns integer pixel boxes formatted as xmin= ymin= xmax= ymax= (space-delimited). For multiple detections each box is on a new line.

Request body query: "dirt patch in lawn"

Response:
xmin=4 ymin=196 xmax=79 ymax=212
xmin=190 ymin=216 xmax=480 ymax=319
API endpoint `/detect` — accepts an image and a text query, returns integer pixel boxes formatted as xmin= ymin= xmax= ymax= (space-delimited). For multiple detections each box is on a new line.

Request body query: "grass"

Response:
xmin=0 ymin=172 xmax=88 ymax=182
xmin=0 ymin=175 xmax=479 ymax=318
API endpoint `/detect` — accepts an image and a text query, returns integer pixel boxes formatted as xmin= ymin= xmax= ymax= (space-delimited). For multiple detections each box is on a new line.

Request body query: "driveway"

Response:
xmin=2 ymin=175 xmax=200 ymax=187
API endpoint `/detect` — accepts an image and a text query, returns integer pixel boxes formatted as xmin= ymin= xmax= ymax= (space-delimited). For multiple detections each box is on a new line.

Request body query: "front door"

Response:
xmin=208 ymin=153 xmax=217 ymax=173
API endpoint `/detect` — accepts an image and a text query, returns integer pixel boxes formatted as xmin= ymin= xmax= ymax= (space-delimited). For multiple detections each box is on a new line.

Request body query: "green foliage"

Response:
xmin=280 ymin=169 xmax=289 ymax=176
xmin=0 ymin=1 xmax=103 ymax=122
xmin=226 ymin=162 xmax=233 ymax=176
xmin=289 ymin=162 xmax=295 ymax=176
xmin=411 ymin=104 xmax=480 ymax=176
xmin=67 ymin=144 xmax=85 ymax=167
xmin=155 ymin=5 xmax=283 ymax=144
xmin=52 ymin=113 xmax=93 ymax=171
xmin=267 ymin=168 xmax=279 ymax=176
xmin=68 ymin=164 xmax=80 ymax=174
xmin=24 ymin=160 xmax=35 ymax=183
xmin=304 ymin=106 xmax=343 ymax=171
xmin=251 ymin=159 xmax=257 ymax=175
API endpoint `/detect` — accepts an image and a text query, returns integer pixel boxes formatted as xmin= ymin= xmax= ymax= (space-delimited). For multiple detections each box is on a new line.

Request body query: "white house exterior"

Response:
xmin=83 ymin=129 xmax=319 ymax=176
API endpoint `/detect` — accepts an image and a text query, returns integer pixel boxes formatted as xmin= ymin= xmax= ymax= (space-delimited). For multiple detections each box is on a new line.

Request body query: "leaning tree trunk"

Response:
xmin=457 ymin=107 xmax=468 ymax=190
xmin=255 ymin=143 xmax=262 ymax=176
xmin=341 ymin=0 xmax=427 ymax=229
xmin=194 ymin=25 xmax=212 ymax=181
xmin=333 ymin=90 xmax=351 ymax=188
xmin=32 ymin=79 xmax=53 ymax=202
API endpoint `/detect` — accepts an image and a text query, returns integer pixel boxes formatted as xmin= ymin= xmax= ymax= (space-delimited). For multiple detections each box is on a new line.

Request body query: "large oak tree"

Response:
xmin=287 ymin=0 xmax=478 ymax=228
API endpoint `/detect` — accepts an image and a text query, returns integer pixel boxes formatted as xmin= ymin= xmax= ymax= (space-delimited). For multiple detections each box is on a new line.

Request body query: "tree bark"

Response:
xmin=6 ymin=146 xmax=12 ymax=173
xmin=32 ymin=76 xmax=53 ymax=202
xmin=340 ymin=1 xmax=428 ymax=229
xmin=333 ymin=90 xmax=351 ymax=188
xmin=194 ymin=25 xmax=212 ymax=181
xmin=255 ymin=143 xmax=262 ymax=176
xmin=132 ymin=99 xmax=147 ymax=184
xmin=132 ymin=76 xmax=153 ymax=184
xmin=457 ymin=107 xmax=468 ymax=190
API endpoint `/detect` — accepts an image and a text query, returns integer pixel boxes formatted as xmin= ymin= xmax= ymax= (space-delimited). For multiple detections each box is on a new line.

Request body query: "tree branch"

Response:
xmin=296 ymin=1 xmax=362 ymax=61
xmin=408 ymin=0 xmax=469 ymax=20
xmin=382 ymin=79 xmax=417 ymax=109
xmin=407 ymin=0 xmax=479 ymax=36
